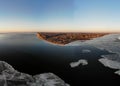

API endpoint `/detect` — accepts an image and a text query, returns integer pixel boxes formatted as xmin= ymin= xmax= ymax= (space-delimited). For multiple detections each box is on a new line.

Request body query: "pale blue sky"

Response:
xmin=0 ymin=0 xmax=120 ymax=32
xmin=75 ymin=0 xmax=120 ymax=32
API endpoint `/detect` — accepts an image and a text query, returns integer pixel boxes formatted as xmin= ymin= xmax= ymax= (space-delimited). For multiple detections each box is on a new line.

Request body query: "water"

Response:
xmin=0 ymin=33 xmax=120 ymax=86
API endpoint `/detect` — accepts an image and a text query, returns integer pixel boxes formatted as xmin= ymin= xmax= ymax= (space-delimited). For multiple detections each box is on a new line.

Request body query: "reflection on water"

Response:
xmin=0 ymin=33 xmax=120 ymax=86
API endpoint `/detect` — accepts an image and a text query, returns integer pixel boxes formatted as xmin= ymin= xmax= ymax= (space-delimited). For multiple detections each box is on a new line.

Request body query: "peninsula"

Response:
xmin=37 ymin=32 xmax=109 ymax=45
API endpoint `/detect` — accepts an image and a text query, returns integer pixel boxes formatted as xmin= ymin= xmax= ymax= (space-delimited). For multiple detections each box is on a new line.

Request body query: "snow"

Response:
xmin=33 ymin=73 xmax=70 ymax=86
xmin=66 ymin=34 xmax=120 ymax=75
xmin=99 ymin=56 xmax=120 ymax=75
xmin=99 ymin=56 xmax=120 ymax=69
xmin=82 ymin=49 xmax=91 ymax=53
xmin=118 ymin=37 xmax=120 ymax=40
xmin=70 ymin=59 xmax=88 ymax=68
xmin=0 ymin=61 xmax=69 ymax=86
xmin=115 ymin=70 xmax=120 ymax=75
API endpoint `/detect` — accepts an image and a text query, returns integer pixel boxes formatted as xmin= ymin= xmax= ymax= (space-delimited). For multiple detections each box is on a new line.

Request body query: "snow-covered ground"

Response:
xmin=0 ymin=61 xmax=69 ymax=86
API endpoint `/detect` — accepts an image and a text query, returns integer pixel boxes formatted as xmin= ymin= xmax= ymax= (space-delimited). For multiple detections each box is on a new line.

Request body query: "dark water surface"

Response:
xmin=0 ymin=33 xmax=120 ymax=86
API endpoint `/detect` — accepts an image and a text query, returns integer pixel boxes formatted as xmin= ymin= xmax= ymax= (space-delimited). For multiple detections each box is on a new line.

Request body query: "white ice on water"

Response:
xmin=82 ymin=49 xmax=91 ymax=53
xmin=70 ymin=59 xmax=88 ymax=68
xmin=66 ymin=34 xmax=120 ymax=75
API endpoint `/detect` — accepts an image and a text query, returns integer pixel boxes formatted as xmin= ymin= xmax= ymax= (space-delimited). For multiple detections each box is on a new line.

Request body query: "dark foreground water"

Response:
xmin=0 ymin=33 xmax=120 ymax=86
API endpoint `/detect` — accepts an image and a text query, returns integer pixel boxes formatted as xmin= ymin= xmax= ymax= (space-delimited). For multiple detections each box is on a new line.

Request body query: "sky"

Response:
xmin=0 ymin=0 xmax=120 ymax=32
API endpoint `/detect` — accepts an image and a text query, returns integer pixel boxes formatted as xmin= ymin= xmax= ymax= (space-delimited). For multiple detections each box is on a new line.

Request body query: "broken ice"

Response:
xmin=99 ymin=55 xmax=120 ymax=75
xmin=70 ymin=59 xmax=88 ymax=68
xmin=82 ymin=49 xmax=91 ymax=53
xmin=117 ymin=37 xmax=120 ymax=40
xmin=67 ymin=34 xmax=120 ymax=76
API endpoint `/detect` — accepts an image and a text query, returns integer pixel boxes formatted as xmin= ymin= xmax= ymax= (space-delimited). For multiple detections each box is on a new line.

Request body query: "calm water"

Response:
xmin=0 ymin=33 xmax=120 ymax=86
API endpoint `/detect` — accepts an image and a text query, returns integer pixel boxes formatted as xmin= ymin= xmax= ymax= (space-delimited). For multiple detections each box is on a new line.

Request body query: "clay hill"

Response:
xmin=37 ymin=32 xmax=109 ymax=45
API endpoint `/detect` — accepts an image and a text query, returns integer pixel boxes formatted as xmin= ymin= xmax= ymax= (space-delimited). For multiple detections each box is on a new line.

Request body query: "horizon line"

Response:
xmin=0 ymin=31 xmax=120 ymax=33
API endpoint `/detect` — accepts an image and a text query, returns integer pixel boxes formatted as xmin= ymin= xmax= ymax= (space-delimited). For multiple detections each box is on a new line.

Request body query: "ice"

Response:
xmin=32 ymin=73 xmax=70 ymax=86
xmin=70 ymin=59 xmax=88 ymax=68
xmin=99 ymin=57 xmax=120 ymax=75
xmin=82 ymin=49 xmax=91 ymax=53
xmin=66 ymin=34 xmax=120 ymax=76
xmin=0 ymin=61 xmax=69 ymax=86
xmin=99 ymin=56 xmax=120 ymax=69
xmin=118 ymin=37 xmax=120 ymax=40
xmin=115 ymin=70 xmax=120 ymax=75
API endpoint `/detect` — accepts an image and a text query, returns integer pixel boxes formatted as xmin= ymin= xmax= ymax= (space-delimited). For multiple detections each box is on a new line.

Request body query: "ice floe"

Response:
xmin=70 ymin=59 xmax=88 ymax=68
xmin=67 ymin=34 xmax=120 ymax=76
xmin=82 ymin=49 xmax=91 ymax=53
xmin=117 ymin=36 xmax=120 ymax=40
